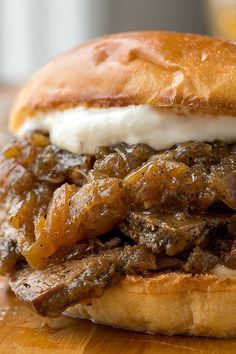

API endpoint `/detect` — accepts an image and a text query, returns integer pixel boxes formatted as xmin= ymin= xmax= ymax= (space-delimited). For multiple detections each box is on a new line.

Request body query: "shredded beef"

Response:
xmin=119 ymin=211 xmax=231 ymax=256
xmin=0 ymin=232 xmax=19 ymax=274
xmin=9 ymin=246 xmax=157 ymax=317
xmin=183 ymin=247 xmax=219 ymax=274
xmin=2 ymin=133 xmax=236 ymax=317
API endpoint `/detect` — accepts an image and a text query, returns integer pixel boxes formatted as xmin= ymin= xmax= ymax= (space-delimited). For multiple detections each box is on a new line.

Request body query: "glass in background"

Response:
xmin=207 ymin=0 xmax=236 ymax=39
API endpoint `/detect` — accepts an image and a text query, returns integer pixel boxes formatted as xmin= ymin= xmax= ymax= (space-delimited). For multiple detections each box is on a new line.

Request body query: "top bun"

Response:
xmin=10 ymin=31 xmax=236 ymax=132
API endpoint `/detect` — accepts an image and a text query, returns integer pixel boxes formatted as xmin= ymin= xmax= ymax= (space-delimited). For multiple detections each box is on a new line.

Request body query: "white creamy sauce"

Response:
xmin=210 ymin=264 xmax=236 ymax=277
xmin=18 ymin=105 xmax=236 ymax=155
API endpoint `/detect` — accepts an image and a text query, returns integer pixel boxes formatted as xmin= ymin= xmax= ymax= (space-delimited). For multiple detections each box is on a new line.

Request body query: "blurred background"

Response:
xmin=0 ymin=0 xmax=235 ymax=145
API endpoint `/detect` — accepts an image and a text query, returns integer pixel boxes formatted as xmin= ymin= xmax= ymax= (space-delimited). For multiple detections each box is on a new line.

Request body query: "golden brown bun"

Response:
xmin=65 ymin=273 xmax=236 ymax=337
xmin=10 ymin=31 xmax=236 ymax=132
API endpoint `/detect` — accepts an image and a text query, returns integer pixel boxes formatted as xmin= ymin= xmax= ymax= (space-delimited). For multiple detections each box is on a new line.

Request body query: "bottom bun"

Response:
xmin=65 ymin=273 xmax=236 ymax=337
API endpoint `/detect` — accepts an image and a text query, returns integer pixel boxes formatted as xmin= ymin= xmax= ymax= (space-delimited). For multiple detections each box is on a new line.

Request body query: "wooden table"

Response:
xmin=0 ymin=278 xmax=235 ymax=353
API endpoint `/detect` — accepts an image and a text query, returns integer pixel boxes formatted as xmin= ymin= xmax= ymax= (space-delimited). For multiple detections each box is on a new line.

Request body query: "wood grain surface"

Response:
xmin=0 ymin=277 xmax=235 ymax=354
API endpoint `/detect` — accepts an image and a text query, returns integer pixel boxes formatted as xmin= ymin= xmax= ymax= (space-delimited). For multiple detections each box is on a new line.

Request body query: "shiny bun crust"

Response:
xmin=65 ymin=273 xmax=236 ymax=337
xmin=10 ymin=31 xmax=236 ymax=132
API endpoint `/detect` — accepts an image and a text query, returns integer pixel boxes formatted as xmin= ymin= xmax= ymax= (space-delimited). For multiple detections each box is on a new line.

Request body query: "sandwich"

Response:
xmin=1 ymin=31 xmax=236 ymax=337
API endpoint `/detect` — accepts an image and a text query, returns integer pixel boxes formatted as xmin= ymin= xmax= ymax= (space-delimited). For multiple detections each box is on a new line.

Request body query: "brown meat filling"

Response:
xmin=1 ymin=132 xmax=236 ymax=316
xmin=10 ymin=245 xmax=158 ymax=317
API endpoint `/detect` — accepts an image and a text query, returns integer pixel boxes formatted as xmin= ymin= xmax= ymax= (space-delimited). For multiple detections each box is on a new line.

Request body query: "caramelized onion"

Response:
xmin=1 ymin=133 xmax=236 ymax=272
xmin=24 ymin=179 xmax=127 ymax=268
xmin=124 ymin=151 xmax=236 ymax=211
